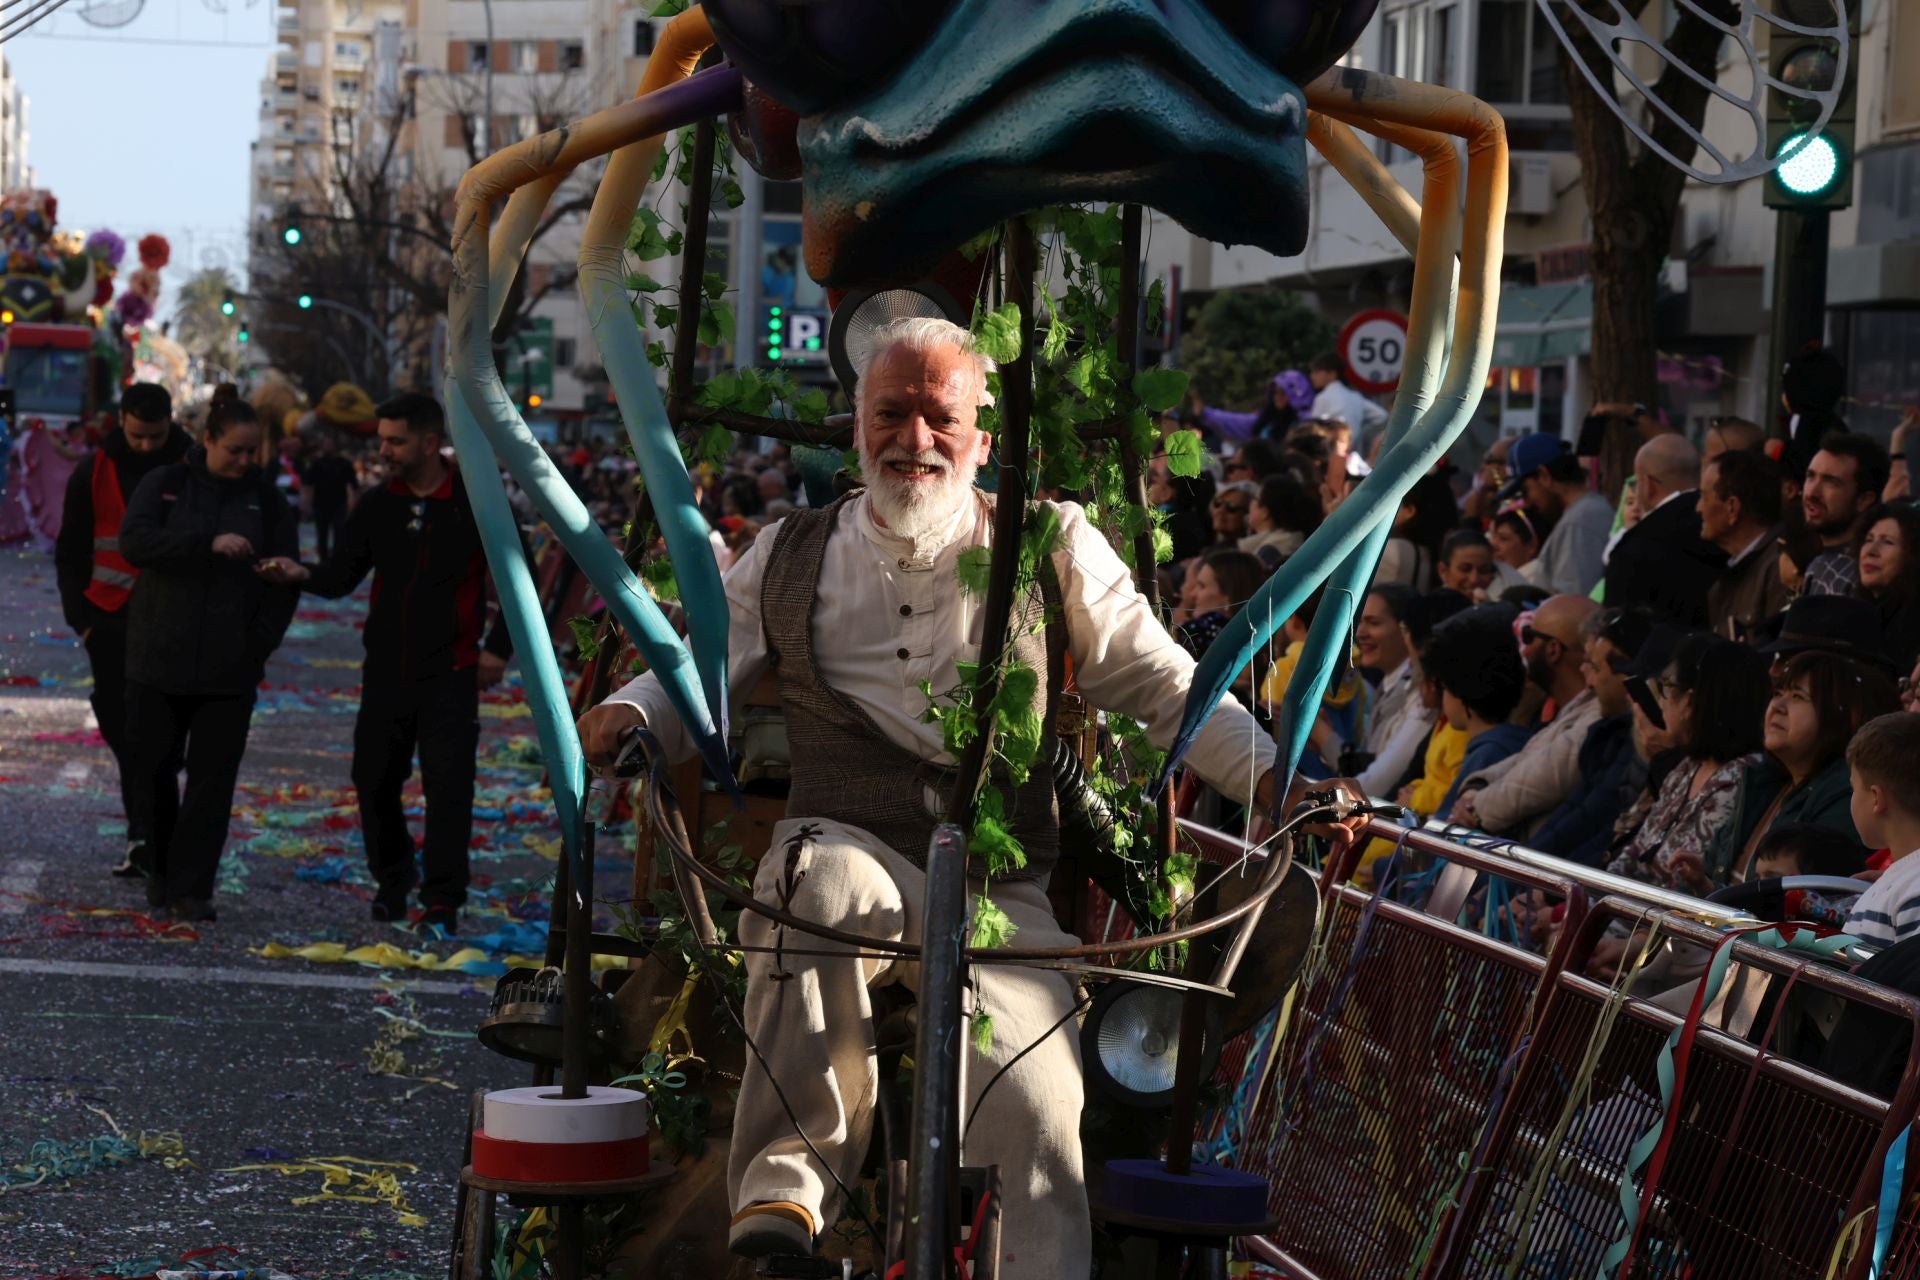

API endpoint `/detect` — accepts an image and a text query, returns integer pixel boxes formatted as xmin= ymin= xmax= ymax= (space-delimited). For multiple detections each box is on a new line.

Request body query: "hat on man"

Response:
xmin=1622 ymin=623 xmax=1689 ymax=729
xmin=1273 ymin=369 xmax=1315 ymax=414
xmin=1755 ymin=595 xmax=1894 ymax=671
xmin=1497 ymin=432 xmax=1570 ymax=500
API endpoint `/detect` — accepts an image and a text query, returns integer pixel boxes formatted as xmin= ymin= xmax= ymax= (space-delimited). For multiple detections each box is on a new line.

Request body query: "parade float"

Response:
xmin=0 ymin=187 xmax=167 ymax=546
xmin=426 ymin=3 xmax=1894 ymax=1279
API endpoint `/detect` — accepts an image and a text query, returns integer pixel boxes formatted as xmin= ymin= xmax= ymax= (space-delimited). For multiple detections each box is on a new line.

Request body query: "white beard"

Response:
xmin=859 ymin=443 xmax=979 ymax=544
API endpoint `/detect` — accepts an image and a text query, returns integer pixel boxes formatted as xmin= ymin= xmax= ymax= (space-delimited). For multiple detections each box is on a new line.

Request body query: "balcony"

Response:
xmin=276 ymin=50 xmax=296 ymax=71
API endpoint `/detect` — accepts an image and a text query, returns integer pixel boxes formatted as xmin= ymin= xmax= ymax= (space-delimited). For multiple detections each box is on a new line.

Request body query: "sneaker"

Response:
xmin=417 ymin=905 xmax=459 ymax=935
xmin=727 ymin=1202 xmax=816 ymax=1259
xmin=370 ymin=892 xmax=409 ymax=923
xmin=166 ymin=897 xmax=217 ymax=923
xmin=112 ymin=842 xmax=152 ymax=879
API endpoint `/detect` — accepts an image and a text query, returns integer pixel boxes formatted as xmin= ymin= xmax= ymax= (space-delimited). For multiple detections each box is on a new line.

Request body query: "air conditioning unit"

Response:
xmin=1509 ymin=155 xmax=1554 ymax=217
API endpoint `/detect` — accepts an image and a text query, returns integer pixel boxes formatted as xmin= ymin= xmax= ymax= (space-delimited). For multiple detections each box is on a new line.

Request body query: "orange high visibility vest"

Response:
xmin=82 ymin=452 xmax=138 ymax=612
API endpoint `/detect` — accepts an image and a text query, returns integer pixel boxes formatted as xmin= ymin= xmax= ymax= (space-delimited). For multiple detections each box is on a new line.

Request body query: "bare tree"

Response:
xmin=249 ymin=66 xmax=601 ymax=398
xmin=1558 ymin=0 xmax=1741 ymax=408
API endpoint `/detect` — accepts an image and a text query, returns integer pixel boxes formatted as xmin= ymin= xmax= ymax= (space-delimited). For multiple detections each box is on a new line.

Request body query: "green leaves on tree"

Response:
xmin=969 ymin=895 xmax=1017 ymax=949
xmin=1132 ymin=367 xmax=1190 ymax=414
xmin=1165 ymin=430 xmax=1206 ymax=478
xmin=567 ymin=616 xmax=602 ymax=662
xmin=973 ymin=303 xmax=1024 ymax=364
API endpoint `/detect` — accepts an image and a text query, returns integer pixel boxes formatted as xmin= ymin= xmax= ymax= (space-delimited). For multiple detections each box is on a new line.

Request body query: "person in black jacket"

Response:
xmin=53 ymin=383 xmax=190 ymax=879
xmin=120 ymin=397 xmax=299 ymax=922
xmin=1603 ymin=433 xmax=1726 ymax=626
xmin=257 ymin=392 xmax=510 ymax=932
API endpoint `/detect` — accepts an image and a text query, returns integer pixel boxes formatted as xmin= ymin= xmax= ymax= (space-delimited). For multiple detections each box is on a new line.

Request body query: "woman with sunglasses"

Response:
xmin=1206 ymin=480 xmax=1257 ymax=552
xmin=1602 ymin=635 xmax=1772 ymax=897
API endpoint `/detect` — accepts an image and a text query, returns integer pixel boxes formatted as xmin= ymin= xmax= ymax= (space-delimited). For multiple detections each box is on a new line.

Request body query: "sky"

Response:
xmin=6 ymin=0 xmax=269 ymax=320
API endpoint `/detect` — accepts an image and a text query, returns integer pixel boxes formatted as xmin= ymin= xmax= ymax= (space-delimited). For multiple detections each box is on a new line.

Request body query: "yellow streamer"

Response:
xmin=252 ymin=940 xmax=625 ymax=972
xmin=218 ymin=1154 xmax=426 ymax=1227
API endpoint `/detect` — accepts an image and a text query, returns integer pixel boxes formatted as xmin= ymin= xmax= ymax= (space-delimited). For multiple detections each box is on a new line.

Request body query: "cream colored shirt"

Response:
xmin=608 ymin=490 xmax=1277 ymax=805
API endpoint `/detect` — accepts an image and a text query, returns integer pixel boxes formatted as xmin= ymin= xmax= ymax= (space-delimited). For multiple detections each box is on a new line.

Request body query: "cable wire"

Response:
xmin=961 ymin=993 xmax=1093 ymax=1145
xmin=0 ymin=0 xmax=74 ymax=41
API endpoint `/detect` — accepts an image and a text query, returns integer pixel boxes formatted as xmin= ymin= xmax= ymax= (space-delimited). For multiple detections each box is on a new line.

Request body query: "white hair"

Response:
xmin=852 ymin=315 xmax=996 ymax=407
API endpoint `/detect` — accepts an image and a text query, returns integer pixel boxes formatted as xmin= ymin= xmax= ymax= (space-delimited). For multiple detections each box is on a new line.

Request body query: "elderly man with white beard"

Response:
xmin=575 ymin=317 xmax=1307 ymax=1275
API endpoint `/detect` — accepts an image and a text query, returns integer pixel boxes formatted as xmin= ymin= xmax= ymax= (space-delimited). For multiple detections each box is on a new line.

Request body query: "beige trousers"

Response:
xmin=728 ymin=817 xmax=1091 ymax=1277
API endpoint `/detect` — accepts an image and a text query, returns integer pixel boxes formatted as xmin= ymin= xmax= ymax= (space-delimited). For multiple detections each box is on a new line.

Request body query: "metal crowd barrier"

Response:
xmin=1219 ymin=819 xmax=1920 ymax=1280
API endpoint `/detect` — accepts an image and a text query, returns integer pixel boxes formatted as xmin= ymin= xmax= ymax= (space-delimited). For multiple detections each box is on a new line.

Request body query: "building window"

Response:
xmin=560 ymin=41 xmax=584 ymax=71
xmin=467 ymin=41 xmax=490 ymax=71
xmin=1474 ymin=0 xmax=1572 ymax=149
xmin=633 ymin=18 xmax=653 ymax=57
xmin=513 ymin=41 xmax=538 ymax=73
xmin=554 ymin=337 xmax=576 ymax=368
xmin=515 ymin=113 xmax=539 ymax=141
xmin=1428 ymin=4 xmax=1455 ymax=87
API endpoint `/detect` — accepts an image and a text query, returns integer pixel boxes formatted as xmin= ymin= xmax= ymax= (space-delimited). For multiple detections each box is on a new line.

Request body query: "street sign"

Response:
xmin=764 ymin=305 xmax=829 ymax=364
xmin=1338 ymin=308 xmax=1408 ymax=395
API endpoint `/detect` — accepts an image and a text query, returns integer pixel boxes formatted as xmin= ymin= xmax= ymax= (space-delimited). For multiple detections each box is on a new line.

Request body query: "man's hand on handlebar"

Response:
xmin=1275 ymin=773 xmax=1376 ymax=852
xmin=577 ymin=702 xmax=646 ymax=770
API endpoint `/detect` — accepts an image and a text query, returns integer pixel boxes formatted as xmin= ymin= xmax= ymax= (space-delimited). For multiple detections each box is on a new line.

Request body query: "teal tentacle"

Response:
xmin=444 ymin=381 xmax=587 ymax=874
xmin=579 ymin=243 xmax=729 ymax=742
xmin=447 ymin=236 xmax=739 ymax=802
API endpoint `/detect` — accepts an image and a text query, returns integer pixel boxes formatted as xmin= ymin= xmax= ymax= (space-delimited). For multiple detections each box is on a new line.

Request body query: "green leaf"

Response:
xmin=702 ymin=271 xmax=729 ymax=301
xmin=969 ymin=895 xmax=1018 ymax=948
xmin=649 ymin=0 xmax=688 ymax=14
xmin=1145 ymin=278 xmax=1165 ymax=333
xmin=1039 ymin=290 xmax=1068 ymax=363
xmin=645 ymin=341 xmax=667 ymax=368
xmin=567 ymin=616 xmax=601 ymax=662
xmin=652 ymin=304 xmax=679 ymax=330
xmin=969 ymin=809 xmax=1027 ymax=874
xmin=626 ymin=272 xmax=664 ymax=293
xmin=973 ymin=303 xmax=1023 ymax=364
xmin=787 ymin=386 xmax=830 ymax=423
xmin=1127 ymin=408 xmax=1157 ymax=461
xmin=1166 ymin=430 xmax=1205 ymax=478
xmin=841 ymin=449 xmax=863 ymax=479
xmin=720 ymin=177 xmax=744 ymax=209
xmin=639 ymin=555 xmax=680 ymax=603
xmin=627 ymin=208 xmax=675 ymax=261
xmin=1133 ymin=367 xmax=1190 ymax=413
xmin=955 ymin=545 xmax=993 ymax=596
xmin=972 ymin=1010 xmax=995 ymax=1055
xmin=1152 ymin=523 xmax=1175 ymax=565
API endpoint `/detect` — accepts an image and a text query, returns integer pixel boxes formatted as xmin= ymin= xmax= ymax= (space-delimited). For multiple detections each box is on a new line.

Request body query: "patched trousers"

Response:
xmin=728 ymin=816 xmax=1090 ymax=1277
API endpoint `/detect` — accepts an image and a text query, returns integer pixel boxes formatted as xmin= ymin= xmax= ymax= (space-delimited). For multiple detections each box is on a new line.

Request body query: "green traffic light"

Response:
xmin=220 ymin=299 xmax=236 ymax=316
xmin=768 ymin=317 xmax=783 ymax=332
xmin=238 ymin=328 xmax=250 ymax=344
xmin=766 ymin=347 xmax=781 ymax=362
xmin=283 ymin=226 xmax=302 ymax=246
xmin=1776 ymin=131 xmax=1841 ymax=197
xmin=298 ymin=294 xmax=313 ymax=310
xmin=769 ymin=305 xmax=782 ymax=316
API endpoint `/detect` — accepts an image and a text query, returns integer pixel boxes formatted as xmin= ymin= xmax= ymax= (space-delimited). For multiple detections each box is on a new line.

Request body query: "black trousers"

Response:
xmin=352 ymin=668 xmax=479 ymax=910
xmin=82 ymin=614 xmax=145 ymax=842
xmin=313 ymin=503 xmax=347 ymax=561
xmin=125 ymin=682 xmax=256 ymax=902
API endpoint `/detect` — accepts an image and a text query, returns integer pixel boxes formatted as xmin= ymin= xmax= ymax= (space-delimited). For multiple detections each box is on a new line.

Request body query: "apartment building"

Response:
xmin=0 ymin=53 xmax=30 ymax=192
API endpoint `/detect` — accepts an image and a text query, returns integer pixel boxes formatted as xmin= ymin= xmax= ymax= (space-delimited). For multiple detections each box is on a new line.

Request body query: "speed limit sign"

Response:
xmin=1338 ymin=309 xmax=1409 ymax=395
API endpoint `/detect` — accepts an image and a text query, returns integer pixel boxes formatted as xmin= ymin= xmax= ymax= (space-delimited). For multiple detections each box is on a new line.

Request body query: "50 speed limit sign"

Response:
xmin=1338 ymin=309 xmax=1409 ymax=395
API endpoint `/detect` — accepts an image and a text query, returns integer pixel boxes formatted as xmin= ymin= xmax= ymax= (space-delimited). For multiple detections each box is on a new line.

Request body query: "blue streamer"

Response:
xmin=1873 ymin=1123 xmax=1909 ymax=1278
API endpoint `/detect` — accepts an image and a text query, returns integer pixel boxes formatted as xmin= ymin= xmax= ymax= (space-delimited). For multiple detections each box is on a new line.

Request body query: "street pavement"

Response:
xmin=0 ymin=540 xmax=621 ymax=1279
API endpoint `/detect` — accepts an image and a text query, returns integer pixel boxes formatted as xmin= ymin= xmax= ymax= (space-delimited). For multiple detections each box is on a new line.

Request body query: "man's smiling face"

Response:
xmin=856 ymin=340 xmax=992 ymax=540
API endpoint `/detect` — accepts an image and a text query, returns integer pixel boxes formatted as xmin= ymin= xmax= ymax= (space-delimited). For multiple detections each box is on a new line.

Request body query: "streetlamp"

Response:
xmin=513 ymin=343 xmax=546 ymax=411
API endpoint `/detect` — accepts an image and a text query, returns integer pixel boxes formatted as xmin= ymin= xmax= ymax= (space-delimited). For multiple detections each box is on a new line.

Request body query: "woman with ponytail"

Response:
xmin=118 ymin=395 xmax=299 ymax=921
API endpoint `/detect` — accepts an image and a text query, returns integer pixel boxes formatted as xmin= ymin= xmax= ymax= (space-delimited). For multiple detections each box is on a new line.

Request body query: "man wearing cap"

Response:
xmin=1603 ymin=435 xmax=1725 ymax=627
xmin=1503 ymin=432 xmax=1614 ymax=596
xmin=1308 ymin=351 xmax=1390 ymax=452
xmin=1758 ymin=595 xmax=1896 ymax=676
xmin=54 ymin=383 xmax=190 ymax=881
xmin=1800 ymin=433 xmax=1889 ymax=598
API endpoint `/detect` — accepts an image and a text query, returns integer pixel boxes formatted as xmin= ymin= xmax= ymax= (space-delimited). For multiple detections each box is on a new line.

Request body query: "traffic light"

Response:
xmin=220 ymin=291 xmax=236 ymax=317
xmin=764 ymin=304 xmax=784 ymax=363
xmin=237 ymin=323 xmax=250 ymax=344
xmin=297 ymin=294 xmax=313 ymax=310
xmin=282 ymin=204 xmax=304 ymax=247
xmin=528 ymin=393 xmax=543 ymax=409
xmin=1764 ymin=3 xmax=1857 ymax=210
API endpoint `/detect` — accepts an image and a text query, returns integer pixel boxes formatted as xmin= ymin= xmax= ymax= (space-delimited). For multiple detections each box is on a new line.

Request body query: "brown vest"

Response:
xmin=760 ymin=492 xmax=1063 ymax=882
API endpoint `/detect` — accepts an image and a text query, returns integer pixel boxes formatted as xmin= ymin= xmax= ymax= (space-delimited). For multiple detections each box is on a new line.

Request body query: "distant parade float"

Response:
xmin=0 ymin=186 xmax=169 ymax=546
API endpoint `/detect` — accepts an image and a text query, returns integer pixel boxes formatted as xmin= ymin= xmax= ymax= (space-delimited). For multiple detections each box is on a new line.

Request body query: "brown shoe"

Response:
xmin=727 ymin=1200 xmax=816 ymax=1258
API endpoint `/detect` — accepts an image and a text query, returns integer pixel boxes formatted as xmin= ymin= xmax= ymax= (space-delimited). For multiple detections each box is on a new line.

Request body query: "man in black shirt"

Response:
xmin=54 ymin=383 xmax=189 ymax=879
xmin=299 ymin=432 xmax=359 ymax=560
xmin=258 ymin=393 xmax=511 ymax=932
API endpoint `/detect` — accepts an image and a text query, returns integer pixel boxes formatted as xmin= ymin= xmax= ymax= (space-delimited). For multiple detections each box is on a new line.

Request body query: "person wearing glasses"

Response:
xmin=1450 ymin=595 xmax=1601 ymax=837
xmin=1207 ymin=480 xmax=1258 ymax=552
xmin=256 ymin=393 xmax=513 ymax=934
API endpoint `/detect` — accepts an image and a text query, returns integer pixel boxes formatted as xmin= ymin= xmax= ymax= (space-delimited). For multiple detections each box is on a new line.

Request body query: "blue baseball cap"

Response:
xmin=1497 ymin=432 xmax=1570 ymax=500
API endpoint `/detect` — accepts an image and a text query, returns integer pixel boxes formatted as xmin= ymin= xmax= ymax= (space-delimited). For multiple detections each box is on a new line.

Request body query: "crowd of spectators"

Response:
xmin=1157 ymin=344 xmax=1920 ymax=952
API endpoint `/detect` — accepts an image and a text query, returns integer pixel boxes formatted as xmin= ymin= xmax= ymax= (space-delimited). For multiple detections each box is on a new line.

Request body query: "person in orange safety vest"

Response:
xmin=54 ymin=382 xmax=189 ymax=881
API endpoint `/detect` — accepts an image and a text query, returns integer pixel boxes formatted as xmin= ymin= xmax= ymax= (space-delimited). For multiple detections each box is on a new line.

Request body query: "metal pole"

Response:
xmin=480 ymin=0 xmax=495 ymax=159
xmin=729 ymin=163 xmax=764 ymax=373
xmin=1767 ymin=208 xmax=1830 ymax=433
xmin=561 ymin=820 xmax=593 ymax=1100
xmin=903 ymin=825 xmax=971 ymax=1280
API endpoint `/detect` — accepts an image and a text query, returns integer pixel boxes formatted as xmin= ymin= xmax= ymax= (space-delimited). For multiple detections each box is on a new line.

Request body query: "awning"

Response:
xmin=1491 ymin=281 xmax=1592 ymax=367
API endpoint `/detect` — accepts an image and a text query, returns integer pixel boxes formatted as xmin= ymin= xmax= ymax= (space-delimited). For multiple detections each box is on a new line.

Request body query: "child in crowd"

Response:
xmin=1436 ymin=529 xmax=1498 ymax=600
xmin=1415 ymin=606 xmax=1532 ymax=820
xmin=1258 ymin=589 xmax=1370 ymax=773
xmin=1843 ymin=712 xmax=1920 ymax=947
